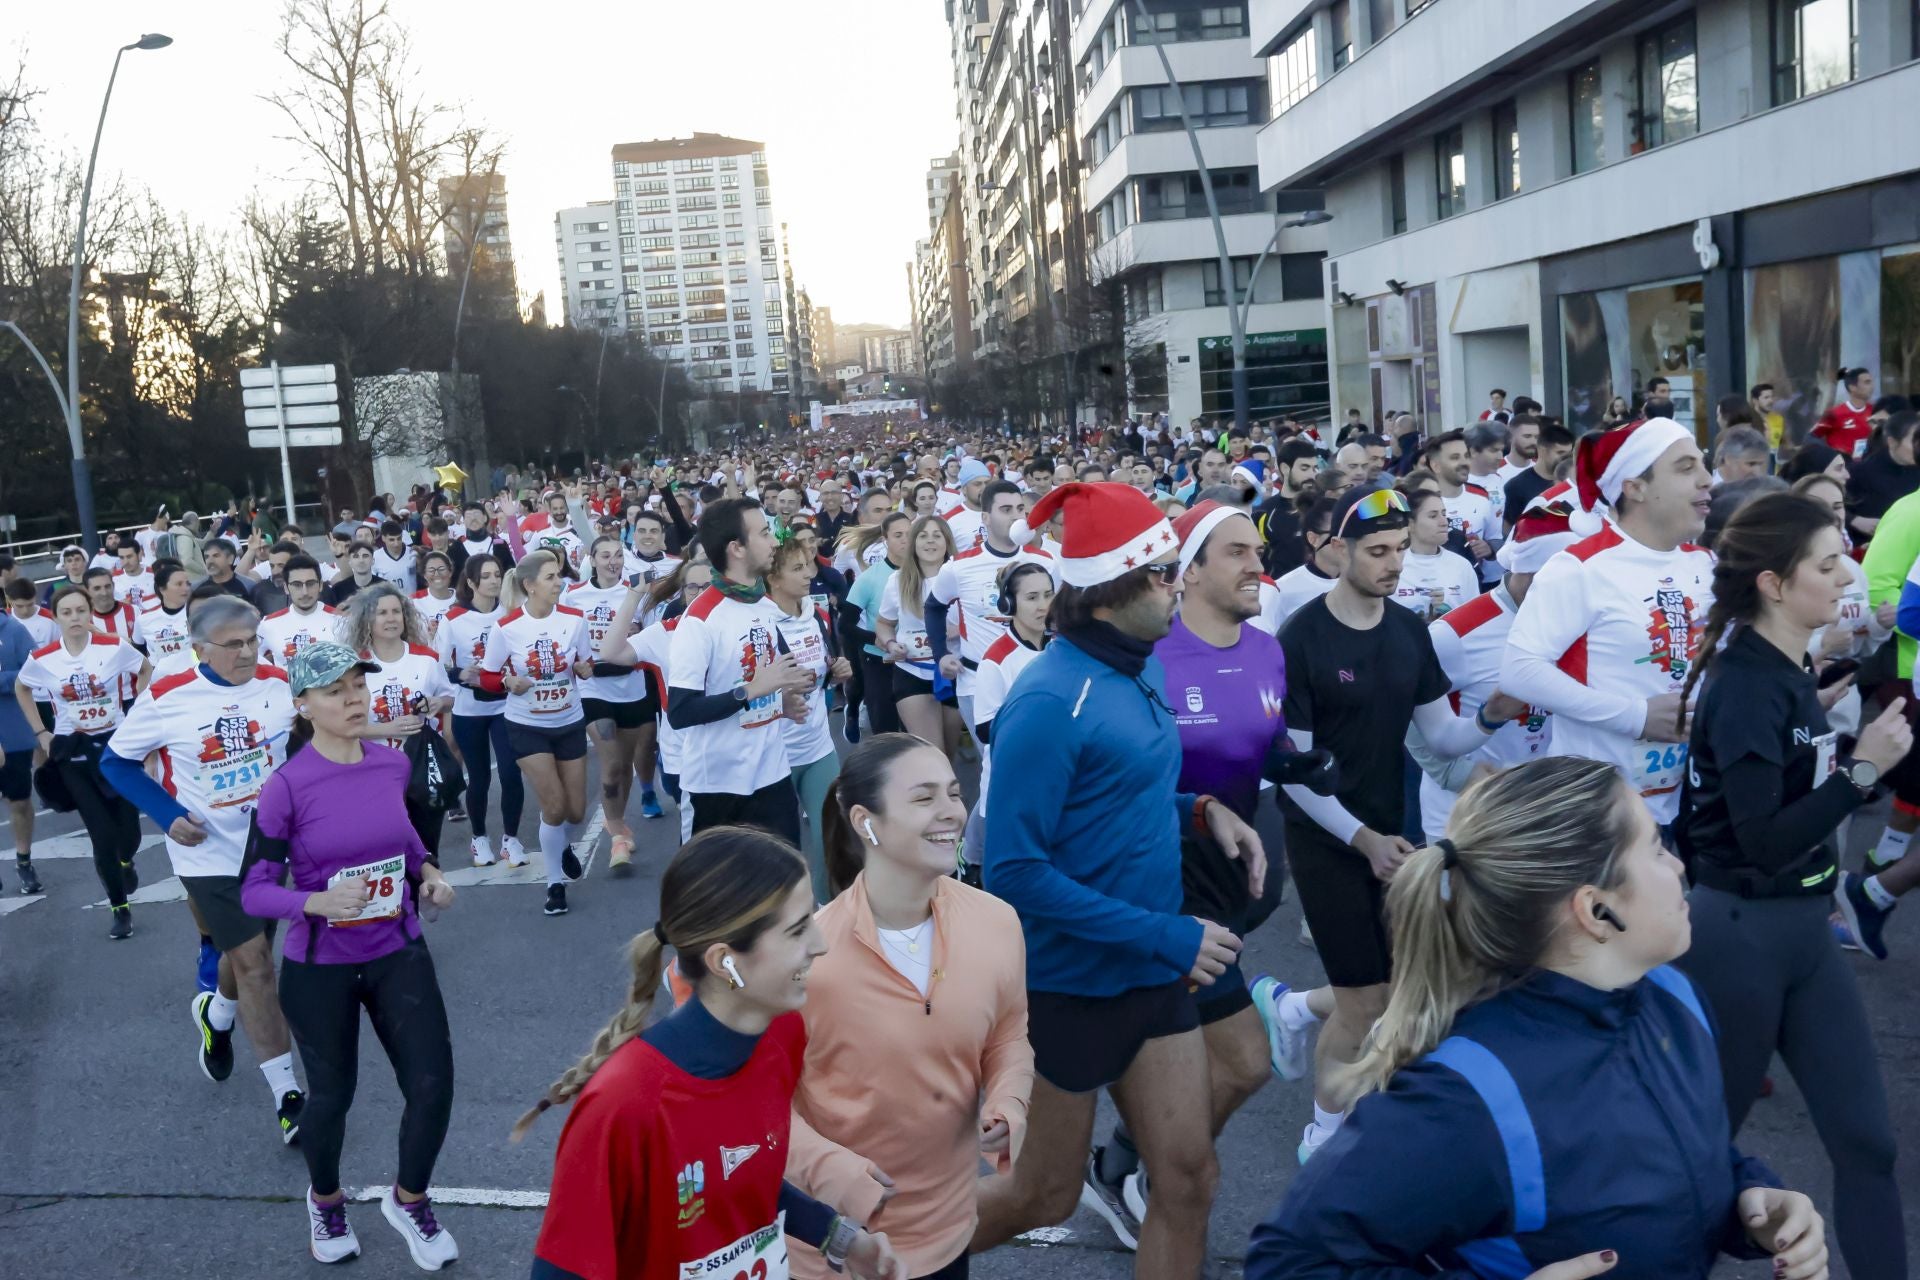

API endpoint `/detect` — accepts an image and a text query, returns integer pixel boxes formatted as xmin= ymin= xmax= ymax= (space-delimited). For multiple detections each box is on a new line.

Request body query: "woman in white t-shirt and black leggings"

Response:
xmin=876 ymin=515 xmax=961 ymax=757
xmin=342 ymin=584 xmax=456 ymax=859
xmin=438 ymin=553 xmax=526 ymax=868
xmin=768 ymin=537 xmax=853 ymax=901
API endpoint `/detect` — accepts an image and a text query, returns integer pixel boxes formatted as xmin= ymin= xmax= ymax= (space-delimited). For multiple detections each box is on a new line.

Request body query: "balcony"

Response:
xmin=1076 ymin=41 xmax=1266 ymax=136
xmin=1097 ymin=209 xmax=1323 ymax=271
xmin=1254 ymin=0 xmax=1612 ymax=190
xmin=1084 ymin=123 xmax=1261 ymax=207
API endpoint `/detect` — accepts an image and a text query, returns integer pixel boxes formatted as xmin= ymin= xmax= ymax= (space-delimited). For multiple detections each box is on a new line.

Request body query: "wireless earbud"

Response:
xmin=1592 ymin=903 xmax=1627 ymax=933
xmin=722 ymin=955 xmax=745 ymax=989
xmin=862 ymin=818 xmax=879 ymax=846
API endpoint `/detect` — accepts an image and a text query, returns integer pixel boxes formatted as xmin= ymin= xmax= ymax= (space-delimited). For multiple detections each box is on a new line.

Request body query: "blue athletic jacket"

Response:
xmin=982 ymin=634 xmax=1205 ymax=996
xmin=1246 ymin=967 xmax=1780 ymax=1280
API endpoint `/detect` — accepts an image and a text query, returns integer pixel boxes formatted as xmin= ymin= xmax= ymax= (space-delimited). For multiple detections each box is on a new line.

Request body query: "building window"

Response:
xmin=1434 ymin=126 xmax=1465 ymax=219
xmin=1202 ymin=257 xmax=1256 ymax=307
xmin=1280 ymin=251 xmax=1326 ymax=299
xmin=1133 ymin=80 xmax=1262 ymax=130
xmin=1388 ymin=153 xmax=1407 ymax=234
xmin=1270 ymin=27 xmax=1318 ymax=113
xmin=1570 ymin=60 xmax=1606 ymax=174
xmin=1636 ymin=17 xmax=1698 ymax=149
xmin=1493 ymin=98 xmax=1520 ymax=199
xmin=1087 ymin=105 xmax=1123 ymax=164
xmin=1368 ymin=0 xmax=1396 ymax=43
xmin=1126 ymin=270 xmax=1164 ymax=321
xmin=1130 ymin=3 xmax=1247 ymax=44
xmin=1773 ymin=0 xmax=1855 ymax=104
xmin=1136 ymin=168 xmax=1262 ymax=221
xmin=1406 ymin=0 xmax=1434 ymax=14
xmin=1330 ymin=1 xmax=1353 ymax=69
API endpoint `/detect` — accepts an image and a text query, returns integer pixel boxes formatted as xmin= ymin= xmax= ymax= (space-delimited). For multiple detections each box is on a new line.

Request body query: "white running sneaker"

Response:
xmin=470 ymin=836 xmax=496 ymax=867
xmin=306 ymin=1189 xmax=361 ymax=1264
xmin=501 ymin=836 xmax=528 ymax=867
xmin=381 ymin=1186 xmax=458 ymax=1271
xmin=1250 ymin=976 xmax=1312 ymax=1081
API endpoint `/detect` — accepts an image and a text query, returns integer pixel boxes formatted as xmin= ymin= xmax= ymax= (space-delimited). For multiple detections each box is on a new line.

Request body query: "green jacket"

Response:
xmin=1861 ymin=489 xmax=1920 ymax=679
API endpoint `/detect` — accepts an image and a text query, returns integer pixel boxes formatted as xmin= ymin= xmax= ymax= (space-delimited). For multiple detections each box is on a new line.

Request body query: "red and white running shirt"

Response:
xmin=924 ymin=543 xmax=1056 ymax=696
xmin=133 ymin=601 xmax=195 ymax=676
xmin=668 ymin=587 xmax=791 ymax=796
xmin=411 ymin=589 xmax=460 ymax=643
xmin=972 ymin=631 xmax=1044 ymax=819
xmin=258 ymin=605 xmax=342 ymax=669
xmin=1420 ymin=587 xmax=1551 ymax=841
xmin=436 ymin=605 xmax=504 ymax=718
xmin=481 ymin=604 xmax=592 ymax=727
xmin=629 ymin=619 xmax=683 ymax=775
xmin=1252 ymin=575 xmax=1285 ymax=637
xmin=565 ymin=580 xmax=647 ymax=702
xmin=113 ymin=567 xmax=155 ymax=610
xmin=1501 ymin=526 xmax=1713 ymax=824
xmin=362 ymin=643 xmax=453 ymax=724
xmin=941 ymin=504 xmax=985 ymax=552
xmin=89 ymin=601 xmax=141 ymax=701
xmin=12 ymin=607 xmax=57 ymax=649
xmin=21 ymin=635 xmax=144 ymax=736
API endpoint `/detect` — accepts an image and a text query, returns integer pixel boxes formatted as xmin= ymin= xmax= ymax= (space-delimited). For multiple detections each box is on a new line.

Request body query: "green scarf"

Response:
xmin=715 ymin=573 xmax=766 ymax=605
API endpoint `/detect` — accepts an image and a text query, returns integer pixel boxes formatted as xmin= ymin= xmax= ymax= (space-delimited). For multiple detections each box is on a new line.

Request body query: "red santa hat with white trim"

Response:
xmin=1171 ymin=499 xmax=1243 ymax=578
xmin=1497 ymin=480 xmax=1581 ymax=574
xmin=1011 ymin=482 xmax=1177 ymax=588
xmin=1570 ymin=417 xmax=1692 ymax=535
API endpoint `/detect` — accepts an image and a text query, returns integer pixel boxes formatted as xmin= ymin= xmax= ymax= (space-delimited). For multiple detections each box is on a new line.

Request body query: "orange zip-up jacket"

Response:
xmin=784 ymin=872 xmax=1032 ymax=1278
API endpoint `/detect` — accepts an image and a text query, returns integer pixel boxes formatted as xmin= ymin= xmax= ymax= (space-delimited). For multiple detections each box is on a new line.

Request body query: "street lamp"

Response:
xmin=1 ymin=320 xmax=74 ymax=426
xmin=1231 ymin=210 xmax=1335 ymax=424
xmin=66 ymin=32 xmax=171 ymax=554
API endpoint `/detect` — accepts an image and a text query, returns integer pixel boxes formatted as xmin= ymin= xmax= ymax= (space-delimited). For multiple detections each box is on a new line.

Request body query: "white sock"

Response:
xmin=1278 ymin=989 xmax=1321 ymax=1033
xmin=1873 ymin=828 xmax=1912 ymax=867
xmin=260 ymin=1052 xmax=299 ymax=1102
xmin=540 ymin=822 xmax=570 ymax=886
xmin=206 ymin=990 xmax=238 ymax=1032
xmin=1864 ymin=874 xmax=1899 ymax=911
xmin=1310 ymin=1101 xmax=1346 ymax=1140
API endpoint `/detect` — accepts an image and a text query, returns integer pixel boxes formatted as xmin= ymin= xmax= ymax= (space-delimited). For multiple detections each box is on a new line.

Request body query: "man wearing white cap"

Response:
xmin=1501 ymin=418 xmax=1714 ymax=826
xmin=974 ymin=482 xmax=1265 ymax=1280
xmin=939 ymin=458 xmax=993 ymax=551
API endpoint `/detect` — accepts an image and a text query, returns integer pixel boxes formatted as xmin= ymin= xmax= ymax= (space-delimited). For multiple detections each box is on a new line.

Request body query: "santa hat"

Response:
xmin=1172 ymin=500 xmax=1243 ymax=579
xmin=1497 ymin=481 xmax=1581 ymax=574
xmin=1571 ymin=417 xmax=1691 ymax=534
xmin=1230 ymin=461 xmax=1265 ymax=494
xmin=1012 ymin=482 xmax=1176 ymax=588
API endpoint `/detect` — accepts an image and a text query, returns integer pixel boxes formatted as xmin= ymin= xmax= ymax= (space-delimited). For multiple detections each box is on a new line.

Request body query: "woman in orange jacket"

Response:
xmin=785 ymin=733 xmax=1034 ymax=1280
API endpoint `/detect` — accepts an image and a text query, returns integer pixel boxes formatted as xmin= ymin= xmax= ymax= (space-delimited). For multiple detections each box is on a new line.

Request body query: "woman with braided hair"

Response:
xmin=1247 ymin=756 xmax=1827 ymax=1280
xmin=522 ymin=825 xmax=904 ymax=1280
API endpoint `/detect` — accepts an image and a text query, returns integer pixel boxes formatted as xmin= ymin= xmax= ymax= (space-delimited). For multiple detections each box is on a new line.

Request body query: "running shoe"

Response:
xmin=1077 ymin=1149 xmax=1140 ymax=1252
xmin=278 ymin=1089 xmax=306 ymax=1145
xmin=195 ymin=939 xmax=220 ymax=994
xmin=1298 ymin=1121 xmax=1332 ymax=1166
xmin=121 ymin=858 xmax=139 ymax=895
xmin=1250 ymin=976 xmax=1311 ymax=1081
xmin=15 ymin=858 xmax=41 ymax=895
xmin=1836 ymin=871 xmax=1894 ymax=960
xmin=1867 ymin=843 xmax=1903 ymax=870
xmin=446 ymin=805 xmax=467 ymax=824
xmin=544 ymin=884 xmax=569 ymax=916
xmin=307 ymin=1189 xmax=361 ymax=1264
xmin=501 ymin=836 xmax=528 ymax=868
xmin=108 ymin=905 xmax=133 ymax=941
xmin=381 ymin=1186 xmax=459 ymax=1271
xmin=608 ymin=835 xmax=635 ymax=877
xmin=843 ymin=713 xmax=861 ymax=746
xmin=639 ymin=791 xmax=664 ymax=820
xmin=1832 ymin=914 xmax=1862 ymax=952
xmin=190 ymin=991 xmax=235 ymax=1082
xmin=560 ymin=845 xmax=584 ymax=881
xmin=469 ymin=836 xmax=496 ymax=867
xmin=1121 ymin=1168 xmax=1150 ymax=1224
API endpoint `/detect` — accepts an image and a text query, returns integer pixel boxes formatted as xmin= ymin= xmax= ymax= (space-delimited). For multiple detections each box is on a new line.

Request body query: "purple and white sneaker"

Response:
xmin=306 ymin=1189 xmax=360 ymax=1264
xmin=381 ymin=1186 xmax=458 ymax=1271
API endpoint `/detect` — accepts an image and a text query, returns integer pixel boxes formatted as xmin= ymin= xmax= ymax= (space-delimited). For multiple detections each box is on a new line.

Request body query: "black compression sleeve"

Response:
xmin=666 ymin=688 xmax=742 ymax=730
xmin=778 ymin=1182 xmax=837 ymax=1247
xmin=925 ymin=596 xmax=951 ymax=663
xmin=1720 ymin=755 xmax=1866 ymax=876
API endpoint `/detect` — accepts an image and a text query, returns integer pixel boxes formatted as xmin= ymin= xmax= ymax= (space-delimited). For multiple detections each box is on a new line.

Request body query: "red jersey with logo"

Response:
xmin=89 ymin=601 xmax=141 ymax=700
xmin=532 ymin=1013 xmax=805 ymax=1280
xmin=1813 ymin=399 xmax=1874 ymax=460
xmin=21 ymin=635 xmax=144 ymax=736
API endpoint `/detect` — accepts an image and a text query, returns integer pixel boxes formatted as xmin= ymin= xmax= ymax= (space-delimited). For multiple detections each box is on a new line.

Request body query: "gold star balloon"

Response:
xmin=433 ymin=462 xmax=469 ymax=493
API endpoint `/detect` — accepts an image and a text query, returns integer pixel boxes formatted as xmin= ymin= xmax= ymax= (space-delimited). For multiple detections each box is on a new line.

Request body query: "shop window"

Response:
xmin=1773 ymin=0 xmax=1857 ymax=103
xmin=1636 ymin=17 xmax=1699 ymax=150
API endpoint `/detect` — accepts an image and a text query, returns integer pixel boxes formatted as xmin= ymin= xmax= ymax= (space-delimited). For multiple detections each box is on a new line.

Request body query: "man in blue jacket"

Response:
xmin=0 ymin=608 xmax=40 ymax=893
xmin=972 ymin=482 xmax=1265 ymax=1280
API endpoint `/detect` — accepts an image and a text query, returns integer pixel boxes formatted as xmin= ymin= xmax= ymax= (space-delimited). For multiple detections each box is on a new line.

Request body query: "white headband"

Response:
xmin=1598 ymin=418 xmax=1691 ymax=505
xmin=1177 ymin=504 xmax=1242 ymax=579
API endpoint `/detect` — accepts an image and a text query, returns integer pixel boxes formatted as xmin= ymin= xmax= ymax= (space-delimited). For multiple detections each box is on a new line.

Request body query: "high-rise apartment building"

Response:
xmin=439 ymin=172 xmax=519 ymax=305
xmin=913 ymin=151 xmax=977 ymax=384
xmin=926 ymin=153 xmax=962 ymax=229
xmin=554 ymin=200 xmax=620 ymax=328
xmin=1253 ymin=0 xmax=1920 ymax=440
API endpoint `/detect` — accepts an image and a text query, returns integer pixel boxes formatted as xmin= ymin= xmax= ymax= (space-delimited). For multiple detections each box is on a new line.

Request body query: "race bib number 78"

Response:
xmin=325 ymin=854 xmax=407 ymax=928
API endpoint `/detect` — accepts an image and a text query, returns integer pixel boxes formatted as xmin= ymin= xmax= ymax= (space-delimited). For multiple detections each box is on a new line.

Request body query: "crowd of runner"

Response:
xmin=9 ymin=383 xmax=1920 ymax=1278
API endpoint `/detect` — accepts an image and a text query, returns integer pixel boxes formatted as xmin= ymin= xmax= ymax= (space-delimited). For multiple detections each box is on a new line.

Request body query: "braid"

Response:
xmin=1678 ymin=599 xmax=1733 ymax=737
xmin=511 ymin=933 xmax=666 ymax=1140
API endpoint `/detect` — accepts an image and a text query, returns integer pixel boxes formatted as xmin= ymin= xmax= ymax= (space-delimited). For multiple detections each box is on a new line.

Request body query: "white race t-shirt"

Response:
xmin=481 ymin=605 xmax=593 ymax=727
xmin=878 ymin=575 xmax=937 ymax=680
xmin=363 ymin=644 xmax=453 ymax=724
xmin=113 ymin=568 xmax=155 ymax=611
xmin=437 ymin=605 xmax=506 ymax=719
xmin=1420 ymin=588 xmax=1552 ymax=841
xmin=1392 ymin=548 xmax=1480 ymax=621
xmin=668 ymin=587 xmax=792 ymax=795
xmin=925 ymin=544 xmax=1057 ymax=697
xmin=630 ymin=619 xmax=683 ymax=774
xmin=1272 ymin=565 xmax=1338 ymax=632
xmin=972 ymin=631 xmax=1044 ymax=820
xmin=132 ymin=601 xmax=195 ymax=676
xmin=370 ymin=546 xmax=416 ymax=589
xmin=566 ymin=580 xmax=647 ymax=703
xmin=258 ymin=605 xmax=343 ymax=669
xmin=772 ymin=602 xmax=836 ymax=769
xmin=411 ymin=589 xmax=460 ymax=644
xmin=21 ymin=635 xmax=144 ymax=736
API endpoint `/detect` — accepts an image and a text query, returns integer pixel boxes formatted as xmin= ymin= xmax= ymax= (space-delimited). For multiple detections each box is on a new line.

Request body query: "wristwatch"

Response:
xmin=731 ymin=681 xmax=748 ymax=703
xmin=1838 ymin=757 xmax=1881 ymax=794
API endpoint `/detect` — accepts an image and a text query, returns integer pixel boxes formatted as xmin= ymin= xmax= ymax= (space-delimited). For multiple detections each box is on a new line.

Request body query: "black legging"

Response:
xmin=451 ymin=713 xmax=524 ymax=839
xmin=279 ymin=937 xmax=454 ymax=1198
xmin=860 ymin=651 xmax=902 ymax=735
xmin=1678 ymin=887 xmax=1905 ymax=1280
xmin=56 ymin=735 xmax=140 ymax=908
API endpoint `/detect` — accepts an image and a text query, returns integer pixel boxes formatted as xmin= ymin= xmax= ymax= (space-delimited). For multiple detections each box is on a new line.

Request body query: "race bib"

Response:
xmin=1812 ymin=730 xmax=1838 ymax=783
xmin=1631 ymin=741 xmax=1689 ymax=796
xmin=200 ymin=750 xmax=270 ymax=809
xmin=325 ymin=854 xmax=407 ymax=927
xmin=902 ymin=630 xmax=933 ymax=661
xmin=678 ymin=1214 xmax=788 ymax=1280
xmin=777 ymin=615 xmax=828 ymax=674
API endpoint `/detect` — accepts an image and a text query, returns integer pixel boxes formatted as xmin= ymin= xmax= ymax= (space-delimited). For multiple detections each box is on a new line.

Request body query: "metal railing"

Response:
xmin=3 ymin=503 xmax=331 ymax=579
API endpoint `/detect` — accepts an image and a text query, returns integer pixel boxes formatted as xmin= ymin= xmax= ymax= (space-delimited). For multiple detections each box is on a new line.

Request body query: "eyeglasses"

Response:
xmin=1335 ymin=487 xmax=1410 ymax=539
xmin=1142 ymin=560 xmax=1182 ymax=586
xmin=202 ymin=635 xmax=262 ymax=653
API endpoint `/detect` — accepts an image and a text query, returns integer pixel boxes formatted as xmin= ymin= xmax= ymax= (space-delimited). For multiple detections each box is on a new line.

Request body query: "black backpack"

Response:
xmin=403 ymin=722 xmax=467 ymax=812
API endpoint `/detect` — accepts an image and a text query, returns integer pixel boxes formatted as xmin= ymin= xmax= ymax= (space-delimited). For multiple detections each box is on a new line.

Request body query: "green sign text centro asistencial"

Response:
xmin=1198 ymin=329 xmax=1326 ymax=351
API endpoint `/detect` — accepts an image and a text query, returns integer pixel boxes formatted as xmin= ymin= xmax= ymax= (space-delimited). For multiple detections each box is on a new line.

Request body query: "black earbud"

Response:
xmin=1592 ymin=902 xmax=1628 ymax=933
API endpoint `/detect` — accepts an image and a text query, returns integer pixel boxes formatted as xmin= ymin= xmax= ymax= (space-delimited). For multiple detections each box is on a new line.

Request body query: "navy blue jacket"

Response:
xmin=981 ymin=634 xmax=1203 ymax=996
xmin=1247 ymin=968 xmax=1779 ymax=1279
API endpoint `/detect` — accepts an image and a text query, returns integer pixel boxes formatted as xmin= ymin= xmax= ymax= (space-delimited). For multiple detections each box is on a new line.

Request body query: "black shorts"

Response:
xmin=689 ymin=776 xmax=801 ymax=846
xmin=1026 ymin=981 xmax=1199 ymax=1094
xmin=581 ymin=696 xmax=650 ymax=730
xmin=35 ymin=702 xmax=53 ymax=735
xmin=0 ymin=749 xmax=30 ymax=802
xmin=891 ymin=668 xmax=935 ymax=701
xmin=179 ymin=874 xmax=270 ymax=953
xmin=505 ymin=718 xmax=588 ymax=762
xmin=1285 ymin=819 xmax=1393 ymax=989
xmin=1180 ymin=829 xmax=1285 ymax=1023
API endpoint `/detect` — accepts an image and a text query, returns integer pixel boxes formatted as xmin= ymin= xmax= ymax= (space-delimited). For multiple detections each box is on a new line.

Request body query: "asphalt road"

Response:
xmin=1 ymin=726 xmax=1915 ymax=1279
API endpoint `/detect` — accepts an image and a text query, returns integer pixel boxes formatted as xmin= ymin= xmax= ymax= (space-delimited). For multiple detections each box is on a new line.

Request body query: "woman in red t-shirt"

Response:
xmin=1813 ymin=367 xmax=1876 ymax=460
xmin=520 ymin=828 xmax=903 ymax=1280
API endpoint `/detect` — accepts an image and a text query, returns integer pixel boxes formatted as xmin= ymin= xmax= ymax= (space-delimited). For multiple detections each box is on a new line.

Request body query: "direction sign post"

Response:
xmin=242 ymin=362 xmax=341 ymax=523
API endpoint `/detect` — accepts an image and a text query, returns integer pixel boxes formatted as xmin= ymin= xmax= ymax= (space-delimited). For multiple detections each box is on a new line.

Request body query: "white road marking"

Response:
xmin=441 ymin=809 xmax=605 ymax=888
xmin=1017 ymin=1227 xmax=1075 ymax=1245
xmin=0 ymin=895 xmax=48 ymax=917
xmin=348 ymin=1185 xmax=549 ymax=1209
xmin=4 ymin=833 xmax=166 ymax=862
xmin=86 ymin=877 xmax=187 ymax=908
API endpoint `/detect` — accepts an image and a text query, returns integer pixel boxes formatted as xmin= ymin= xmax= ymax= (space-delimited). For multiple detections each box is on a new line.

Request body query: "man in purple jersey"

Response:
xmin=1082 ymin=500 xmax=1337 ymax=1242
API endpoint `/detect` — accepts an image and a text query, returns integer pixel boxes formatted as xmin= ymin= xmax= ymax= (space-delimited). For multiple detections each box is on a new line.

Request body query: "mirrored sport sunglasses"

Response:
xmin=1335 ymin=487 xmax=1410 ymax=539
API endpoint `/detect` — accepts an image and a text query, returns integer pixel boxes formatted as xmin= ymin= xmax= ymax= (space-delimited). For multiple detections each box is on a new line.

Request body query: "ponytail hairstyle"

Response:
xmin=836 ymin=510 xmax=909 ymax=564
xmin=1675 ymin=492 xmax=1836 ymax=734
xmin=1344 ymin=757 xmax=1635 ymax=1099
xmin=511 ymin=826 xmax=807 ymax=1139
xmin=820 ymin=732 xmax=940 ymax=896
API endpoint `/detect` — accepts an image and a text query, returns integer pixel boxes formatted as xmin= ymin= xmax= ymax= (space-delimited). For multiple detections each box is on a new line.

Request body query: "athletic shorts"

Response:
xmin=1180 ymin=829 xmax=1287 ymax=1024
xmin=35 ymin=702 xmax=53 ymax=735
xmin=505 ymin=718 xmax=588 ymax=762
xmin=891 ymin=668 xmax=935 ymax=701
xmin=1867 ymin=678 xmax=1920 ymax=808
xmin=179 ymin=874 xmax=269 ymax=953
xmin=1026 ymin=981 xmax=1199 ymax=1094
xmin=1285 ymin=819 xmax=1392 ymax=989
xmin=581 ymin=696 xmax=650 ymax=730
xmin=0 ymin=749 xmax=30 ymax=802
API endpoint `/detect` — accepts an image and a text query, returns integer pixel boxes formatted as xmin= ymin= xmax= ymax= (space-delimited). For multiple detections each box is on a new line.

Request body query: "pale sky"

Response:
xmin=10 ymin=0 xmax=956 ymax=328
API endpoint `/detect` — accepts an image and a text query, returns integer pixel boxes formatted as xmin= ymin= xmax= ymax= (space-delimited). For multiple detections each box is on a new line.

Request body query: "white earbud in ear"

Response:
xmin=862 ymin=818 xmax=879 ymax=846
xmin=722 ymin=955 xmax=745 ymax=989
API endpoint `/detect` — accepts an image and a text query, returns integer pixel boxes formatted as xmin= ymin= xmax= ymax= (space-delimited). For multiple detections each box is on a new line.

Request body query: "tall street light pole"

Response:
xmin=1235 ymin=210 xmax=1334 ymax=413
xmin=66 ymin=32 xmax=171 ymax=553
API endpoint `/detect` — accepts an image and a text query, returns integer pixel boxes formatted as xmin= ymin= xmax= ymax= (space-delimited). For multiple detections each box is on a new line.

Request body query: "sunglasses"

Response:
xmin=1141 ymin=560 xmax=1182 ymax=586
xmin=1335 ymin=487 xmax=1410 ymax=539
